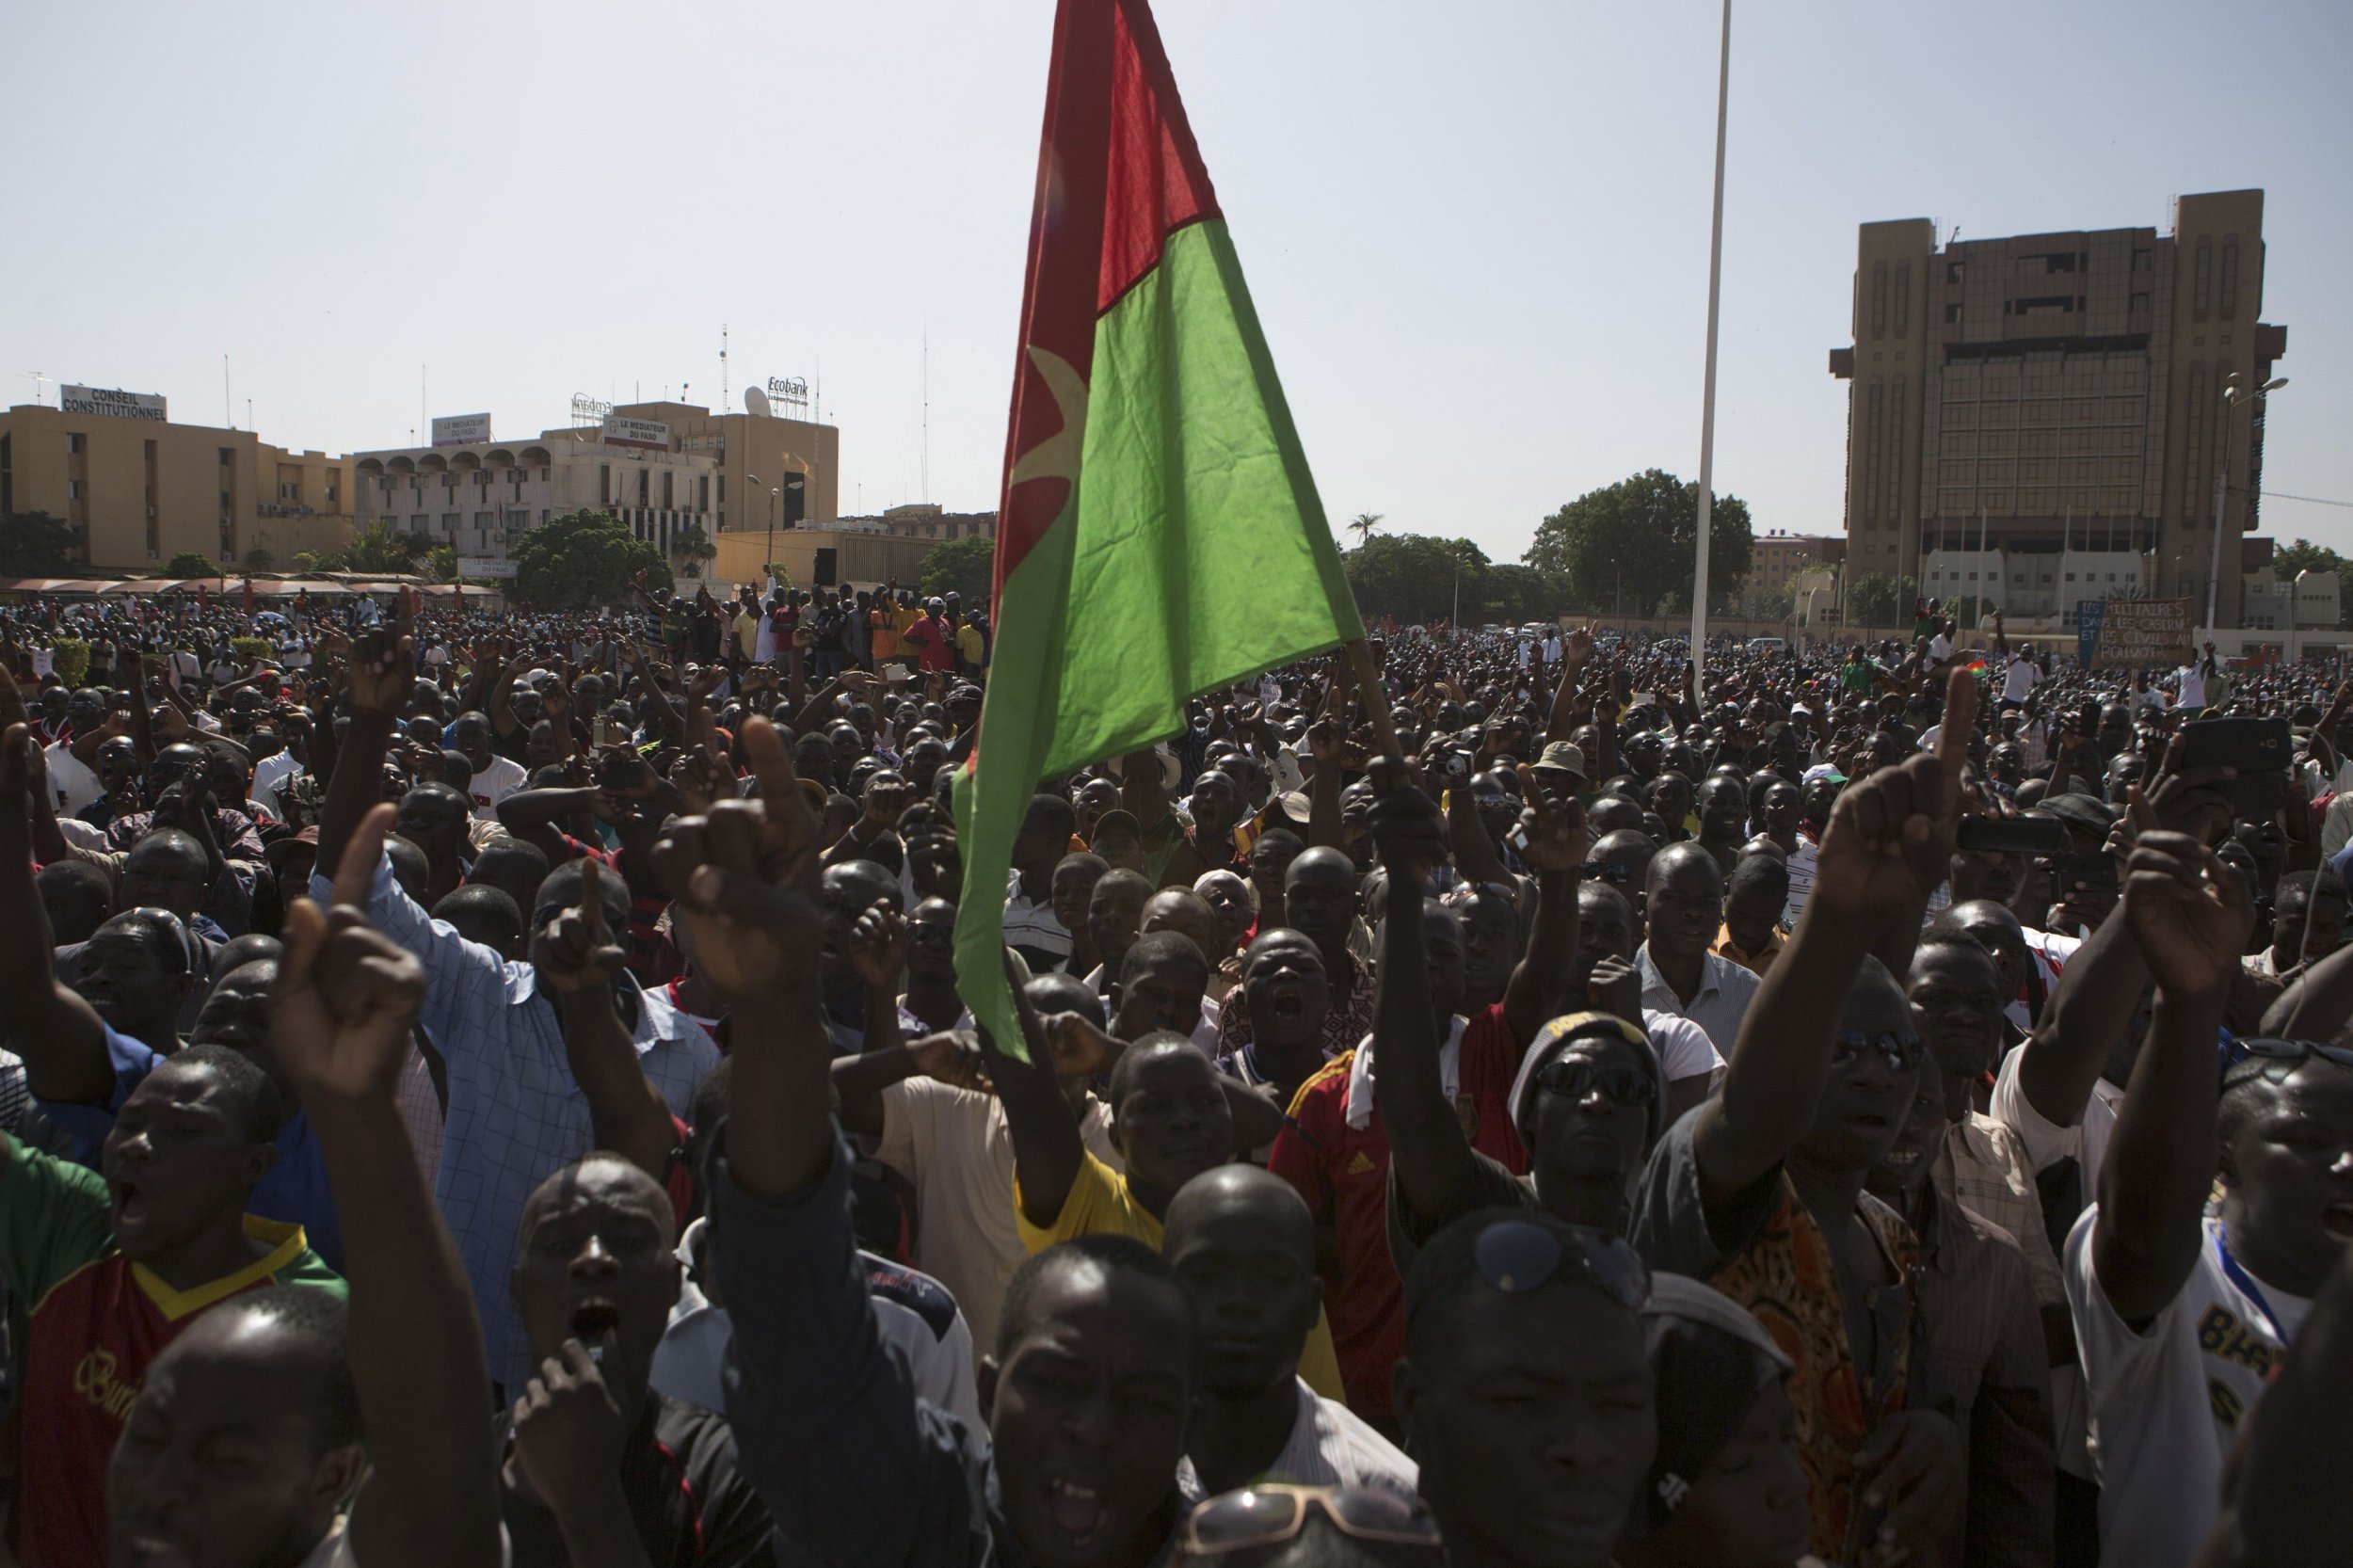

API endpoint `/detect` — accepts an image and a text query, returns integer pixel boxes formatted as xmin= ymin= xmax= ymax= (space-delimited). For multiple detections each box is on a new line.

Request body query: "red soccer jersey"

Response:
xmin=1266 ymin=1003 xmax=1528 ymax=1416
xmin=1 ymin=1141 xmax=343 ymax=1566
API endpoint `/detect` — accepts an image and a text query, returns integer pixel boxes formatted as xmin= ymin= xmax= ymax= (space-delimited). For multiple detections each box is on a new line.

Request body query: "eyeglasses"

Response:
xmin=1472 ymin=1218 xmax=1650 ymax=1308
xmin=2220 ymin=1035 xmax=2353 ymax=1090
xmin=1531 ymin=1058 xmax=1657 ymax=1110
xmin=904 ymin=921 xmax=955 ymax=947
xmin=1181 ymin=1486 xmax=1439 ymax=1557
xmin=1831 ymin=1027 xmax=1924 ymax=1073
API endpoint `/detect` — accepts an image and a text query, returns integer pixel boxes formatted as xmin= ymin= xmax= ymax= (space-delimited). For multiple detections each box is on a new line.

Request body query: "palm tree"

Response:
xmin=1346 ymin=512 xmax=1385 ymax=548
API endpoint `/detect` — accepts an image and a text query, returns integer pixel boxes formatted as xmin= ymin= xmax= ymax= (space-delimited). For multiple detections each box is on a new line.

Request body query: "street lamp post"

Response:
xmin=2204 ymin=373 xmax=2289 ymax=639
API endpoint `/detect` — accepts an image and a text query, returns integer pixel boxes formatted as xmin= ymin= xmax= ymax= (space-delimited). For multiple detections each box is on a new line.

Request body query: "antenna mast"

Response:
xmin=720 ymin=324 xmax=729 ymax=410
xmin=921 ymin=326 xmax=930 ymax=502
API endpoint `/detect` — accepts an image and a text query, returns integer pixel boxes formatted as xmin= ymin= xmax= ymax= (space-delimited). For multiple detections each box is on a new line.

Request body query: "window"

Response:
xmin=410 ymin=514 xmax=428 ymax=531
xmin=2219 ymin=241 xmax=2240 ymax=312
xmin=1871 ymin=263 xmax=1888 ymax=335
xmin=1945 ymin=303 xmax=1961 ymax=324
xmin=1946 ymin=261 xmax=1962 ymax=284
xmin=67 ymin=433 xmax=85 ymax=455
xmin=2193 ymin=243 xmax=2213 ymax=313
xmin=663 ymin=471 xmax=674 ymax=508
xmin=2130 ymin=292 xmax=2151 ymax=313
xmin=67 ymin=479 xmax=81 ymax=499
xmin=600 ymin=465 xmax=612 ymax=505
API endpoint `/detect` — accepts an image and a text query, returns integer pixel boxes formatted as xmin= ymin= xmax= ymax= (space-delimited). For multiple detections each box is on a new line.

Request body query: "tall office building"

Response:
xmin=1830 ymin=190 xmax=2286 ymax=625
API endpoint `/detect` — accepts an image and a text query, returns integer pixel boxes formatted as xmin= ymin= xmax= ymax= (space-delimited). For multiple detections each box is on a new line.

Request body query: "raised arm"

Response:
xmin=274 ymin=805 xmax=502 ymax=1568
xmin=2090 ymin=829 xmax=2250 ymax=1327
xmin=978 ymin=971 xmax=1088 ymax=1228
xmin=1501 ymin=769 xmax=1585 ymax=1047
xmin=313 ymin=628 xmax=409 ymax=881
xmin=532 ymin=857 xmax=678 ymax=1178
xmin=2015 ymin=890 xmax=2148 ymax=1129
xmin=1691 ymin=665 xmax=1974 ymax=1204
xmin=1542 ymin=625 xmax=1593 ymax=744
xmin=1367 ymin=762 xmax=1489 ymax=1225
xmin=497 ymin=784 xmax=600 ymax=867
xmin=0 ymin=725 xmax=115 ymax=1103
xmin=660 ymin=719 xmax=968 ymax=1562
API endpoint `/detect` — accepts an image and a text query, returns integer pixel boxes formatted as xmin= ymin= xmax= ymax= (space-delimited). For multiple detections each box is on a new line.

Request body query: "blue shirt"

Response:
xmin=32 ymin=1024 xmax=344 ymax=1272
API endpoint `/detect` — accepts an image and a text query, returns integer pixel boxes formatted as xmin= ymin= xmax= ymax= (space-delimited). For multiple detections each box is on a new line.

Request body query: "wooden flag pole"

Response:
xmin=1343 ymin=638 xmax=1401 ymax=757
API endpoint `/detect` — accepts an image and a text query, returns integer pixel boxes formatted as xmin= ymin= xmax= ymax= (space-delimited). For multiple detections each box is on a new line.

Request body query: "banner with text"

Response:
xmin=2088 ymin=597 xmax=2190 ymax=669
xmin=601 ymin=416 xmax=670 ymax=451
xmin=431 ymin=413 xmax=493 ymax=446
xmin=456 ymin=557 xmax=519 ymax=579
xmin=61 ymin=386 xmax=167 ymax=422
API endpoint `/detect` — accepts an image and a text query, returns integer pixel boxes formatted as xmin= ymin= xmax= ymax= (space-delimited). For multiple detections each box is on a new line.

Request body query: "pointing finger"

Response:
xmin=332 ymin=802 xmax=396 ymax=910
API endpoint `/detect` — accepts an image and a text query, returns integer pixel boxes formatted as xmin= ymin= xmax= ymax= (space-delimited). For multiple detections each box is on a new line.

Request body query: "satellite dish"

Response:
xmin=744 ymin=387 xmax=772 ymax=418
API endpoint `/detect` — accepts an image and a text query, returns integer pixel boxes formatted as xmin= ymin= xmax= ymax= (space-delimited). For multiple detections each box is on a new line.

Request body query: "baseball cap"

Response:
xmin=1801 ymin=763 xmax=1847 ymax=788
xmin=1505 ymin=1012 xmax=1665 ymax=1143
xmin=1530 ymin=740 xmax=1588 ymax=780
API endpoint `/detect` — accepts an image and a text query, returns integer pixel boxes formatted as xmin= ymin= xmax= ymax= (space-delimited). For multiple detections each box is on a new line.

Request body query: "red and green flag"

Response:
xmin=952 ymin=0 xmax=1363 ymax=1050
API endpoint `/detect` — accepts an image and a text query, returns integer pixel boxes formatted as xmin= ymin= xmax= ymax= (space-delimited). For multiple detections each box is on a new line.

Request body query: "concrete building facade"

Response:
xmin=1831 ymin=189 xmax=2287 ymax=628
xmin=1749 ymin=531 xmax=1845 ymax=589
xmin=351 ymin=430 xmax=718 ymax=567
xmin=0 ymin=400 xmax=356 ymax=572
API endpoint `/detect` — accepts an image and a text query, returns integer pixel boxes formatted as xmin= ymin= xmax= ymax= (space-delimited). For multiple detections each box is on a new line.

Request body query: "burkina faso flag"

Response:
xmin=952 ymin=0 xmax=1363 ymax=1051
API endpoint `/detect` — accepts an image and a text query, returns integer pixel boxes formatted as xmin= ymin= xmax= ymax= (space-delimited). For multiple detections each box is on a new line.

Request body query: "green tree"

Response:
xmin=424 ymin=545 xmax=458 ymax=583
xmin=1736 ymin=577 xmax=1793 ymax=620
xmin=243 ymin=547 xmax=275 ymax=572
xmin=2272 ymin=537 xmax=2346 ymax=579
xmin=329 ymin=520 xmax=430 ymax=574
xmin=1844 ymin=572 xmax=1919 ymax=631
xmin=512 ymin=509 xmax=669 ymax=607
xmin=1524 ymin=470 xmax=1753 ymax=616
xmin=165 ymin=552 xmax=222 ymax=578
xmin=1345 ymin=512 xmax=1385 ymax=548
xmin=920 ymin=534 xmax=996 ymax=603
xmin=0 ymin=511 xmax=77 ymax=575
xmin=671 ymin=518 xmax=717 ymax=580
xmin=1481 ymin=562 xmax=1567 ymax=625
xmin=1344 ymin=534 xmax=1492 ymax=626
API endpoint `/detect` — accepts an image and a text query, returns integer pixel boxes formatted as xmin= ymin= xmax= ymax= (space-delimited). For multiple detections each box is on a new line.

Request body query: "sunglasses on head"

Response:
xmin=1831 ymin=1027 xmax=1925 ymax=1073
xmin=1181 ymin=1486 xmax=1438 ymax=1558
xmin=1471 ymin=1217 xmax=1650 ymax=1308
xmin=1531 ymin=1057 xmax=1657 ymax=1110
xmin=2220 ymin=1035 xmax=2353 ymax=1090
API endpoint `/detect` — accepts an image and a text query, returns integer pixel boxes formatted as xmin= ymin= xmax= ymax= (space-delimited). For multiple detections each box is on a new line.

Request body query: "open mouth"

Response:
xmin=1047 ymin=1479 xmax=1106 ymax=1541
xmin=113 ymin=1177 xmax=151 ymax=1228
xmin=569 ymin=1300 xmax=624 ymax=1342
xmin=1880 ymin=1144 xmax=1925 ymax=1170
xmin=2323 ymin=1204 xmax=2353 ymax=1242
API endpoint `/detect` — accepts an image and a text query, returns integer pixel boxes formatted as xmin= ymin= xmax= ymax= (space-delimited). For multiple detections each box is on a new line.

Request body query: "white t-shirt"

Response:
xmin=466 ymin=752 xmax=528 ymax=822
xmin=2177 ymin=664 xmax=2207 ymax=708
xmin=2002 ymin=657 xmax=2040 ymax=703
xmin=252 ymin=751 xmax=304 ymax=814
xmin=2065 ymin=1210 xmax=2309 ymax=1568
xmin=43 ymin=740 xmax=104 ymax=816
xmin=1641 ymin=1009 xmax=1724 ymax=1087
xmin=1993 ymin=1048 xmax=2125 ymax=1478
xmin=1928 ymin=632 xmax=1953 ymax=665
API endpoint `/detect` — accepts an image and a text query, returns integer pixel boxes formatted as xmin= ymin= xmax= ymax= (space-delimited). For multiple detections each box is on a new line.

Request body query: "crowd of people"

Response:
xmin=0 ymin=578 xmax=2347 ymax=1568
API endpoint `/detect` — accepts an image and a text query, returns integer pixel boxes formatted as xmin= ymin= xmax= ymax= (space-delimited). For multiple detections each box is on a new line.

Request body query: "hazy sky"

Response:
xmin=6 ymin=1 xmax=2349 ymax=564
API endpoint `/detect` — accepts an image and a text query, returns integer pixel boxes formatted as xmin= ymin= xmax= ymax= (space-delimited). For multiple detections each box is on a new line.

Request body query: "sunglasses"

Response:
xmin=1181 ymin=1486 xmax=1438 ymax=1557
xmin=1531 ymin=1058 xmax=1657 ymax=1110
xmin=904 ymin=921 xmax=955 ymax=947
xmin=2220 ymin=1035 xmax=2353 ymax=1090
xmin=1472 ymin=1218 xmax=1650 ymax=1308
xmin=1832 ymin=1027 xmax=1925 ymax=1074
xmin=1579 ymin=859 xmax=1633 ymax=886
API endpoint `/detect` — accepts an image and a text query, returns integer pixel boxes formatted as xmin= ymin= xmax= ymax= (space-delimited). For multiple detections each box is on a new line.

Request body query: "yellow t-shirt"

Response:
xmin=1017 ymin=1151 xmax=1349 ymax=1404
xmin=890 ymin=605 xmax=923 ymax=657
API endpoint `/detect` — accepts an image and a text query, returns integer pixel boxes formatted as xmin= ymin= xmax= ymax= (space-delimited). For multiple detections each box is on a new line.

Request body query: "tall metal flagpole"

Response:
xmin=1689 ymin=0 xmax=1733 ymax=696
